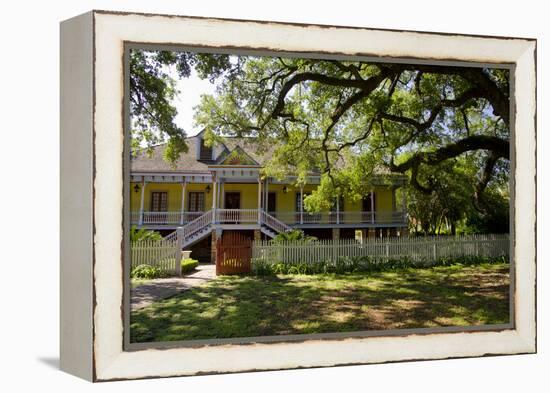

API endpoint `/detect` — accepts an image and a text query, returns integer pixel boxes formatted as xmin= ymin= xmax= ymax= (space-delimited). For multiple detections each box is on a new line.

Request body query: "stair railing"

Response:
xmin=163 ymin=229 xmax=179 ymax=242
xmin=181 ymin=210 xmax=213 ymax=243
xmin=260 ymin=210 xmax=291 ymax=234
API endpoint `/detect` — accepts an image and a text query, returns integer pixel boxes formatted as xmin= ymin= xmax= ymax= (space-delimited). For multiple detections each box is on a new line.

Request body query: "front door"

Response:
xmin=225 ymin=192 xmax=240 ymax=209
xmin=362 ymin=192 xmax=376 ymax=223
xmin=224 ymin=192 xmax=241 ymax=223
xmin=267 ymin=192 xmax=276 ymax=213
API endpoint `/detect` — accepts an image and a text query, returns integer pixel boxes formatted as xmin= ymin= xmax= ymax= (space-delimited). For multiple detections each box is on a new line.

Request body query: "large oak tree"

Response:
xmin=131 ymin=51 xmax=510 ymax=233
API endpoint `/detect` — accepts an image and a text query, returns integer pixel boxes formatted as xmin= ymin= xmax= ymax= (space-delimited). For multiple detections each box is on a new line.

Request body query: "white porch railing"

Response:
xmin=131 ymin=211 xmax=204 ymax=225
xmin=270 ymin=211 xmax=407 ymax=225
xmin=131 ymin=209 xmax=407 ymax=226
xmin=131 ymin=211 xmax=141 ymax=224
xmin=214 ymin=209 xmax=259 ymax=224
xmin=142 ymin=211 xmax=181 ymax=225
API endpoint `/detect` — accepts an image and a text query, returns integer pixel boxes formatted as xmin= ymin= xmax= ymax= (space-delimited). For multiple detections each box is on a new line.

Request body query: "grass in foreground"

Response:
xmin=130 ymin=263 xmax=510 ymax=343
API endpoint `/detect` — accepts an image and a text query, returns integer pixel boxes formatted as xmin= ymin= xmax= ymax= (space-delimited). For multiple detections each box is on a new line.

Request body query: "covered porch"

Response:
xmin=130 ymin=166 xmax=408 ymax=230
xmin=130 ymin=166 xmax=270 ymax=229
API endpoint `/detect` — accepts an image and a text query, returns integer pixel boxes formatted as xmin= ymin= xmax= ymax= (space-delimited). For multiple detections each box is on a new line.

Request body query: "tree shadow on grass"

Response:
xmin=130 ymin=265 xmax=510 ymax=343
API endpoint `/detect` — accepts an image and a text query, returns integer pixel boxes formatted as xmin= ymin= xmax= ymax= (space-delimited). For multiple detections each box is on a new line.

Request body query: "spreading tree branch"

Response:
xmin=390 ymin=64 xmax=509 ymax=125
xmin=270 ymin=67 xmax=393 ymax=120
xmin=390 ymin=135 xmax=509 ymax=193
xmin=379 ymin=87 xmax=484 ymax=133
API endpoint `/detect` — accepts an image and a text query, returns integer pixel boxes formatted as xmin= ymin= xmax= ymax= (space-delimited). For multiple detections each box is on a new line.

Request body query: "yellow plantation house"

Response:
xmin=130 ymin=132 xmax=408 ymax=261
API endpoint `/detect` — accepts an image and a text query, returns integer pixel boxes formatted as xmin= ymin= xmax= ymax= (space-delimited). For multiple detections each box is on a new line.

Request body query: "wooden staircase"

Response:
xmin=259 ymin=210 xmax=290 ymax=239
xmin=169 ymin=209 xmax=291 ymax=249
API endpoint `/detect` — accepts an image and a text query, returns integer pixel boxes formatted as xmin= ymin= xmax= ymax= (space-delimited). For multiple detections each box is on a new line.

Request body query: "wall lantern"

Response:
xmin=205 ymin=185 xmax=211 ymax=193
xmin=133 ymin=184 xmax=140 ymax=194
xmin=282 ymin=186 xmax=288 ymax=194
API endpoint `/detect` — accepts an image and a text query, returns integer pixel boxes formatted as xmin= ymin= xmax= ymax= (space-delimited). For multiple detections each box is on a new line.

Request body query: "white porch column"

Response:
xmin=300 ymin=185 xmax=304 ymax=225
xmin=370 ymin=188 xmax=375 ymax=224
xmin=264 ymin=177 xmax=269 ymax=212
xmin=212 ymin=176 xmax=217 ymax=209
xmin=212 ymin=174 xmax=217 ymax=223
xmin=220 ymin=180 xmax=224 ymax=210
xmin=257 ymin=177 xmax=262 ymax=224
xmin=138 ymin=180 xmax=146 ymax=225
xmin=217 ymin=178 xmax=221 ymax=209
xmin=179 ymin=181 xmax=187 ymax=225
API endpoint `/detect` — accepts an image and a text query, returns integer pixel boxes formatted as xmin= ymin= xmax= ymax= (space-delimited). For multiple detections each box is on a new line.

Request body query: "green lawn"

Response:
xmin=130 ymin=263 xmax=510 ymax=343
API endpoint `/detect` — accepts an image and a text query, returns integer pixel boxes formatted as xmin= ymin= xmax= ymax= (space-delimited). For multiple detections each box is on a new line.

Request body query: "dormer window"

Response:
xmin=199 ymin=140 xmax=213 ymax=160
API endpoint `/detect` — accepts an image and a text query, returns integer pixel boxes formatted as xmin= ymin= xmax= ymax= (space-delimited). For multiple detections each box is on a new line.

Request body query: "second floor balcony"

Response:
xmin=130 ymin=208 xmax=407 ymax=228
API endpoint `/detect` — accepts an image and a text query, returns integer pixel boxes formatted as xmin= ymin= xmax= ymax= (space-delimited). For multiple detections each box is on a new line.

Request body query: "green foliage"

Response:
xmin=129 ymin=49 xmax=234 ymax=163
xmin=272 ymin=229 xmax=317 ymax=243
xmin=130 ymin=50 xmax=185 ymax=159
xmin=129 ymin=226 xmax=163 ymax=242
xmin=407 ymin=158 xmax=474 ymax=234
xmin=181 ymin=258 xmax=199 ymax=273
xmin=130 ymin=264 xmax=168 ymax=279
xmin=251 ymin=254 xmax=508 ymax=276
xmin=462 ymin=187 xmax=510 ymax=234
xmin=407 ymin=156 xmax=509 ymax=235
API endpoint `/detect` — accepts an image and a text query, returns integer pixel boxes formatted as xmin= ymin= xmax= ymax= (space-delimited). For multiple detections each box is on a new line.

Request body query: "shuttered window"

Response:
xmin=188 ymin=192 xmax=205 ymax=212
xmin=199 ymin=141 xmax=213 ymax=160
xmin=150 ymin=192 xmax=168 ymax=212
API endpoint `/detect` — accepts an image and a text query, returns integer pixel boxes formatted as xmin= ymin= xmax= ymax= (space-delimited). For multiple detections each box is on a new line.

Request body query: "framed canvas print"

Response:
xmin=60 ymin=10 xmax=537 ymax=381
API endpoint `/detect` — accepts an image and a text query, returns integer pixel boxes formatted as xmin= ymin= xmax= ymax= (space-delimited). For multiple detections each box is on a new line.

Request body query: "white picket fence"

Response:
xmin=131 ymin=235 xmax=181 ymax=275
xmin=252 ymin=234 xmax=510 ymax=265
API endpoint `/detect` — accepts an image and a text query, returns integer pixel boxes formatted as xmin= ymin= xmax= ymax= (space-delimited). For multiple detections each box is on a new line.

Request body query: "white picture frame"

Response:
xmin=60 ymin=10 xmax=536 ymax=381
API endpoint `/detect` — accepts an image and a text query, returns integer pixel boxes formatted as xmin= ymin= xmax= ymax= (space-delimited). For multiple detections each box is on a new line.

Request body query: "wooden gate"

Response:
xmin=216 ymin=232 xmax=252 ymax=275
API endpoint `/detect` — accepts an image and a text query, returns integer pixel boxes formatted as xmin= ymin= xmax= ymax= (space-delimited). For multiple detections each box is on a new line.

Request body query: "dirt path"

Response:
xmin=131 ymin=264 xmax=215 ymax=310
